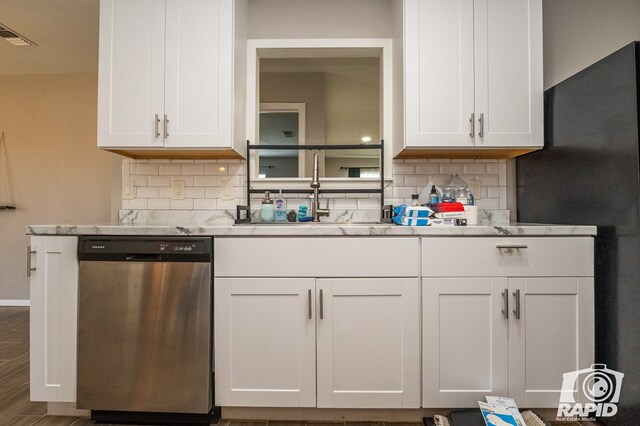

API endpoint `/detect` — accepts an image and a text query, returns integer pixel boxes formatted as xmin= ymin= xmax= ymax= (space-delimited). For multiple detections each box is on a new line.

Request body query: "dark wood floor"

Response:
xmin=0 ymin=307 xmax=604 ymax=426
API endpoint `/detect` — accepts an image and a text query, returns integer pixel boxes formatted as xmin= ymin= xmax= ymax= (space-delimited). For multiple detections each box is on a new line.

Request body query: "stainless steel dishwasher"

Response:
xmin=76 ymin=236 xmax=214 ymax=421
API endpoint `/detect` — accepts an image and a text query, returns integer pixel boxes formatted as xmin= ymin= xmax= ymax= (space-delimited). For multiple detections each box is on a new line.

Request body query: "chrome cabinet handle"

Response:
xmin=512 ymin=289 xmax=521 ymax=320
xmin=26 ymin=246 xmax=36 ymax=277
xmin=478 ymin=113 xmax=484 ymax=138
xmin=469 ymin=113 xmax=475 ymax=137
xmin=319 ymin=289 xmax=324 ymax=319
xmin=501 ymin=288 xmax=509 ymax=319
xmin=154 ymin=114 xmax=161 ymax=138
xmin=496 ymin=244 xmax=528 ymax=254
xmin=308 ymin=289 xmax=312 ymax=319
xmin=163 ymin=114 xmax=169 ymax=139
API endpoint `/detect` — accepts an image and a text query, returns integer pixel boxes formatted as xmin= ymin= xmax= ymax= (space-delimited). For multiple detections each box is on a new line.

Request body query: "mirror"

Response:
xmin=258 ymin=56 xmax=381 ymax=179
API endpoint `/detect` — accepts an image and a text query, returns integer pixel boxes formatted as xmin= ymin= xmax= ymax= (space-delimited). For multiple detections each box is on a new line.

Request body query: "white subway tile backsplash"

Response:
xmin=393 ymin=163 xmax=415 ymax=174
xmin=404 ymin=174 xmax=429 ymax=187
xmin=130 ymin=198 xmax=148 ymax=209
xmin=216 ymin=199 xmax=239 ymax=210
xmin=194 ymin=175 xmax=217 ymax=186
xmin=136 ymin=164 xmax=159 ymax=175
xmin=500 ymin=187 xmax=507 ymax=210
xmin=393 ymin=186 xmax=417 ymax=198
xmin=148 ymin=176 xmax=171 ymax=187
xmin=392 ymin=174 xmax=405 ymax=186
xmin=159 ymin=187 xmax=172 ymax=198
xmin=159 ymin=164 xmax=182 ymax=175
xmin=463 ymin=163 xmax=487 ymax=175
xmin=205 ymin=164 xmax=229 ymax=175
xmin=130 ymin=175 xmax=148 ymax=187
xmin=479 ymin=175 xmax=499 ymax=186
xmin=170 ymin=199 xmax=194 ymax=209
xmin=227 ymin=163 xmax=246 ymax=176
xmin=194 ymin=199 xmax=217 ymax=210
xmin=415 ymin=164 xmax=440 ymax=174
xmin=439 ymin=163 xmax=464 ymax=175
xmin=123 ymin=158 xmax=509 ymax=214
xmin=333 ymin=199 xmax=358 ymax=210
xmin=499 ymin=163 xmax=507 ymax=186
xmin=205 ymin=187 xmax=221 ymax=198
xmin=477 ymin=198 xmax=500 ymax=209
xmin=148 ymin=198 xmax=170 ymax=209
xmin=487 ymin=186 xmax=500 ymax=198
xmin=185 ymin=187 xmax=205 ymax=199
xmin=136 ymin=186 xmax=159 ymax=198
xmin=172 ymin=175 xmax=194 ymax=186
xmin=182 ymin=164 xmax=205 ymax=175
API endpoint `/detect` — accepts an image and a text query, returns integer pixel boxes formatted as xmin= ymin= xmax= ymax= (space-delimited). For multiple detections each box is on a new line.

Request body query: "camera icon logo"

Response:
xmin=557 ymin=364 xmax=624 ymax=419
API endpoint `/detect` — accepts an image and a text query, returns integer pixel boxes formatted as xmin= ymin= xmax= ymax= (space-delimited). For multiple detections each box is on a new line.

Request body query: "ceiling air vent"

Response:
xmin=0 ymin=22 xmax=37 ymax=46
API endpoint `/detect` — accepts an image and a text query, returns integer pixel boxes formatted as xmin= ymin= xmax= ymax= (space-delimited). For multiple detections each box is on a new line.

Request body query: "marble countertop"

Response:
xmin=27 ymin=223 xmax=597 ymax=237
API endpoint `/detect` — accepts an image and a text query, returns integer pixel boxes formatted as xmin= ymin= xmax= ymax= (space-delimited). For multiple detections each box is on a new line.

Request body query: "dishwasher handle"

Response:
xmin=124 ymin=254 xmax=163 ymax=262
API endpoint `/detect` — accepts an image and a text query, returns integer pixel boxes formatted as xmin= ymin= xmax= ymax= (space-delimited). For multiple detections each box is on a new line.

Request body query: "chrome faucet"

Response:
xmin=311 ymin=152 xmax=330 ymax=222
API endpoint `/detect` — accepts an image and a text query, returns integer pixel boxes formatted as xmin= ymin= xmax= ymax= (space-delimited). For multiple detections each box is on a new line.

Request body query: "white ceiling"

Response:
xmin=0 ymin=0 xmax=99 ymax=75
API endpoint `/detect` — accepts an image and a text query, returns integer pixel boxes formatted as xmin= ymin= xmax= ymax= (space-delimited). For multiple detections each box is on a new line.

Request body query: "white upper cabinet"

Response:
xmin=98 ymin=0 xmax=165 ymax=149
xmin=98 ymin=0 xmax=246 ymax=155
xmin=400 ymin=0 xmax=543 ymax=152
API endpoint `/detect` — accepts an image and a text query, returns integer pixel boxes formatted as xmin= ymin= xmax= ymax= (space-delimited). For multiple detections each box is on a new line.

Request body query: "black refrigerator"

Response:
xmin=517 ymin=41 xmax=640 ymax=425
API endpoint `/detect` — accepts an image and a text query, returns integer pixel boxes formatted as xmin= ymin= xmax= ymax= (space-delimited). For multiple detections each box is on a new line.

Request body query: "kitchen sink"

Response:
xmin=234 ymin=221 xmax=389 ymax=226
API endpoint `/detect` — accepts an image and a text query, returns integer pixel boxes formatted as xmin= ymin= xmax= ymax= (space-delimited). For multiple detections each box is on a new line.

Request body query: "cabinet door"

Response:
xmin=474 ymin=0 xmax=543 ymax=147
xmin=30 ymin=237 xmax=78 ymax=402
xmin=164 ymin=0 xmax=233 ymax=148
xmin=215 ymin=278 xmax=316 ymax=407
xmin=509 ymin=277 xmax=594 ymax=407
xmin=404 ymin=0 xmax=475 ymax=147
xmin=98 ymin=0 xmax=165 ymax=148
xmin=316 ymin=278 xmax=420 ymax=408
xmin=423 ymin=278 xmax=508 ymax=407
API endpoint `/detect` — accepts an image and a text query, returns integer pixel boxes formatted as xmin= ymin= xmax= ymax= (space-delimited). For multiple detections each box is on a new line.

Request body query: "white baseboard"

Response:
xmin=0 ymin=300 xmax=30 ymax=307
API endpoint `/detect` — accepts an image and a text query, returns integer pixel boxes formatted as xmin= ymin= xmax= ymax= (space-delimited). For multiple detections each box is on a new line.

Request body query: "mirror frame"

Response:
xmin=246 ymin=38 xmax=393 ymax=190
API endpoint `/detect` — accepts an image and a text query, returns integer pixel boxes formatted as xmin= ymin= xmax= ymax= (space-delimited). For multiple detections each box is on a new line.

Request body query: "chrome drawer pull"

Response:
xmin=513 ymin=289 xmax=521 ymax=320
xmin=308 ymin=289 xmax=312 ymax=320
xmin=501 ymin=289 xmax=509 ymax=319
xmin=496 ymin=244 xmax=528 ymax=254
xmin=319 ymin=289 xmax=324 ymax=320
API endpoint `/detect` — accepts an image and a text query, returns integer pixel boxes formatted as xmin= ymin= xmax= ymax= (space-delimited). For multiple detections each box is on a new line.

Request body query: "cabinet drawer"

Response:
xmin=422 ymin=237 xmax=593 ymax=277
xmin=215 ymin=237 xmax=420 ymax=277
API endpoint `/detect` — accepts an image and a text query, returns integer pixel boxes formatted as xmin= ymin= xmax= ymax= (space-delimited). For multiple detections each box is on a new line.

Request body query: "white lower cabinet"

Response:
xmin=214 ymin=276 xmax=421 ymax=408
xmin=508 ymin=277 xmax=594 ymax=407
xmin=423 ymin=277 xmax=509 ymax=407
xmin=423 ymin=276 xmax=594 ymax=408
xmin=29 ymin=236 xmax=78 ymax=402
xmin=316 ymin=279 xmax=420 ymax=408
xmin=215 ymin=278 xmax=316 ymax=407
xmin=422 ymin=237 xmax=594 ymax=408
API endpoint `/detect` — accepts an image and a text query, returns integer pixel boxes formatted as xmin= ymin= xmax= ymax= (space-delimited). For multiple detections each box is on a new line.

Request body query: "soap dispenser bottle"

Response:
xmin=275 ymin=190 xmax=287 ymax=222
xmin=261 ymin=191 xmax=275 ymax=223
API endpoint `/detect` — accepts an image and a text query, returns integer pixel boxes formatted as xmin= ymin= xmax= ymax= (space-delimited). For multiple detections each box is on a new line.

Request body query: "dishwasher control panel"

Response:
xmin=78 ymin=237 xmax=213 ymax=262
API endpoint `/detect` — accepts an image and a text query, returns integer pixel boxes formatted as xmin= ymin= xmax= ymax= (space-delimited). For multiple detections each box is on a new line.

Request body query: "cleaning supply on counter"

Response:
xmin=428 ymin=185 xmax=440 ymax=204
xmin=298 ymin=205 xmax=308 ymax=221
xmin=275 ymin=190 xmax=287 ymax=222
xmin=411 ymin=194 xmax=420 ymax=206
xmin=392 ymin=204 xmax=431 ymax=226
xmin=261 ymin=191 xmax=275 ymax=223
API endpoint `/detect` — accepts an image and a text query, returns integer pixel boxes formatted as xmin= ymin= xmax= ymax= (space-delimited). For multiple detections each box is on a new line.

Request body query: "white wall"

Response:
xmin=0 ymin=73 xmax=113 ymax=301
xmin=543 ymin=0 xmax=640 ymax=89
xmin=248 ymin=0 xmax=392 ymax=39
